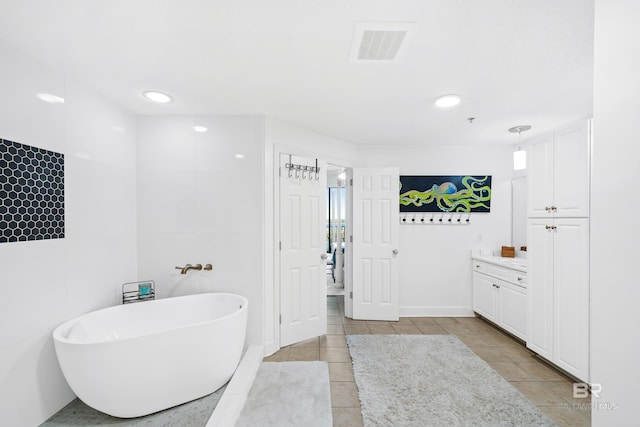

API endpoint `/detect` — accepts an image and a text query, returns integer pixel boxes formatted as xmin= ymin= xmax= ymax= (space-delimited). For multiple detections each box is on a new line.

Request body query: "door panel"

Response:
xmin=352 ymin=167 xmax=399 ymax=321
xmin=499 ymin=281 xmax=527 ymax=341
xmin=553 ymin=218 xmax=589 ymax=380
xmin=472 ymin=273 xmax=496 ymax=321
xmin=527 ymin=218 xmax=554 ymax=359
xmin=527 ymin=133 xmax=554 ymax=217
xmin=280 ymin=154 xmax=327 ymax=346
xmin=554 ymin=121 xmax=590 ymax=217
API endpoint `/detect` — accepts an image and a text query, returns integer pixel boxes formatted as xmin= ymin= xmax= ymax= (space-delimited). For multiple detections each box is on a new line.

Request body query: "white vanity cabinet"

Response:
xmin=527 ymin=119 xmax=590 ymax=218
xmin=472 ymin=259 xmax=527 ymax=341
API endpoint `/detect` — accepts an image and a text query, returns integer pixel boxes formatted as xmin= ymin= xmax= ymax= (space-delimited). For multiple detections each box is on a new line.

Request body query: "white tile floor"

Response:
xmin=326 ymin=270 xmax=345 ymax=296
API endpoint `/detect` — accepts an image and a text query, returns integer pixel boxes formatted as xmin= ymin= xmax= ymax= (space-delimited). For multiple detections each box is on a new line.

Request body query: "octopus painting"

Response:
xmin=399 ymin=175 xmax=492 ymax=212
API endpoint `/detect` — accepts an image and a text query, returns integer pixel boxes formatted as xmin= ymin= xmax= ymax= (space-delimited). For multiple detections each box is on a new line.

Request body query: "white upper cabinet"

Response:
xmin=527 ymin=118 xmax=590 ymax=218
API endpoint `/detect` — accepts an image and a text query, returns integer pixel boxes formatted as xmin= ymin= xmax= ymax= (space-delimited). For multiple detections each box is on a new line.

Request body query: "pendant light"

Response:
xmin=509 ymin=125 xmax=531 ymax=170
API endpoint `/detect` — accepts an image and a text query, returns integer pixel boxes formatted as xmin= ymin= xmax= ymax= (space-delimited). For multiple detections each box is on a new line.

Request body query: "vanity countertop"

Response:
xmin=471 ymin=254 xmax=527 ymax=273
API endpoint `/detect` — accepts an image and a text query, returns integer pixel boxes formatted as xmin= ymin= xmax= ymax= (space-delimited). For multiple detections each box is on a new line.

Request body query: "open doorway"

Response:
xmin=326 ymin=164 xmax=347 ymax=296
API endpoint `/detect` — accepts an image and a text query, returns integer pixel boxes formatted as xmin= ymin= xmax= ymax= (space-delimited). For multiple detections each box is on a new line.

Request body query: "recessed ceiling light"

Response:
xmin=143 ymin=91 xmax=173 ymax=103
xmin=36 ymin=93 xmax=65 ymax=104
xmin=235 ymin=154 xmax=245 ymax=159
xmin=193 ymin=125 xmax=208 ymax=133
xmin=434 ymin=94 xmax=461 ymax=108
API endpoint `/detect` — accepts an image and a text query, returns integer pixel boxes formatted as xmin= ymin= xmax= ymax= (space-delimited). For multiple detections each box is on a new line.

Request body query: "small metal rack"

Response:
xmin=122 ymin=280 xmax=156 ymax=304
xmin=285 ymin=154 xmax=320 ymax=180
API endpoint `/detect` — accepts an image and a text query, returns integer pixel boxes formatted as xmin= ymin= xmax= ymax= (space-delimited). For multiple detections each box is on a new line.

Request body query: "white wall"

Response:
xmin=592 ymin=1 xmax=640 ymax=425
xmin=0 ymin=41 xmax=137 ymax=426
xmin=136 ymin=115 xmax=264 ymax=347
xmin=355 ymin=144 xmax=513 ymax=316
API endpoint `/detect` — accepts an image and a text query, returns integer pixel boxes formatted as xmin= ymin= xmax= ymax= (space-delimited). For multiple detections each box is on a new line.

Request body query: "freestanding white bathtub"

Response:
xmin=53 ymin=293 xmax=248 ymax=418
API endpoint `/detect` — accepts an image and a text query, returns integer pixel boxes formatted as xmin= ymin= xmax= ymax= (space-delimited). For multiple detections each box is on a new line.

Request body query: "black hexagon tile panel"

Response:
xmin=0 ymin=138 xmax=64 ymax=243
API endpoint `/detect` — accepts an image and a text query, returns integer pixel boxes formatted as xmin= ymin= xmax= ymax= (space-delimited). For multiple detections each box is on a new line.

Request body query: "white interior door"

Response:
xmin=351 ymin=167 xmax=400 ymax=320
xmin=279 ymin=154 xmax=327 ymax=346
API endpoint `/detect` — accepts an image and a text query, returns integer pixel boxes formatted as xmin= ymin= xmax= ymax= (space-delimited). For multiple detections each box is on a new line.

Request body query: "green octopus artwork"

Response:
xmin=399 ymin=175 xmax=492 ymax=213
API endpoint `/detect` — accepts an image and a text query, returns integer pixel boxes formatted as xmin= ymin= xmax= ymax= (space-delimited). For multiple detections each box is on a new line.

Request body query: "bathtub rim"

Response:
xmin=53 ymin=292 xmax=248 ymax=346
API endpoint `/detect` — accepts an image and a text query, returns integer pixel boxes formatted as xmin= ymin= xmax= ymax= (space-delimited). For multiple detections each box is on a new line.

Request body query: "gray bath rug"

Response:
xmin=40 ymin=384 xmax=226 ymax=426
xmin=346 ymin=335 xmax=555 ymax=427
xmin=236 ymin=361 xmax=332 ymax=427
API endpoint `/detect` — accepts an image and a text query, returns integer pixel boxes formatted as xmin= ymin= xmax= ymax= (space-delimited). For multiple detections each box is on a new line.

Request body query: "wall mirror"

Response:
xmin=511 ymin=176 xmax=527 ymax=252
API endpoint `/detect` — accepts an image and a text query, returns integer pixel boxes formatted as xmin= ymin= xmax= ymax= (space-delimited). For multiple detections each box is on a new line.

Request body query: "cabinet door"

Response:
xmin=498 ymin=280 xmax=527 ymax=341
xmin=472 ymin=272 xmax=496 ymax=321
xmin=527 ymin=133 xmax=554 ymax=217
xmin=527 ymin=219 xmax=554 ymax=359
xmin=553 ymin=218 xmax=590 ymax=382
xmin=553 ymin=120 xmax=590 ymax=217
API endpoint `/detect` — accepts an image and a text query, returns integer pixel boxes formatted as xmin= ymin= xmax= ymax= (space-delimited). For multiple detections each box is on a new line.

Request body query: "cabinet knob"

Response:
xmin=517 ymin=277 xmax=523 ymax=281
xmin=551 ymin=206 xmax=557 ymax=211
xmin=545 ymin=206 xmax=551 ymax=212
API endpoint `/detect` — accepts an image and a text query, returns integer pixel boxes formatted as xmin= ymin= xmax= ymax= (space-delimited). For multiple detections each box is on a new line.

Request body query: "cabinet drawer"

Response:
xmin=473 ymin=261 xmax=488 ymax=274
xmin=486 ymin=264 xmax=510 ymax=281
xmin=510 ymin=271 xmax=528 ymax=288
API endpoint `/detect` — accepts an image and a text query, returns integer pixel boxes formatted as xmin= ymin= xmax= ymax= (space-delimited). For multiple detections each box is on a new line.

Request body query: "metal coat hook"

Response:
xmin=285 ymin=157 xmax=321 ymax=181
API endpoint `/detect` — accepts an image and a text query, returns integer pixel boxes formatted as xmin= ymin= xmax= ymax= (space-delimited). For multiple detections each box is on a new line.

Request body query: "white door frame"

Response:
xmin=344 ymin=167 xmax=354 ymax=319
xmin=270 ymin=145 xmax=353 ymax=353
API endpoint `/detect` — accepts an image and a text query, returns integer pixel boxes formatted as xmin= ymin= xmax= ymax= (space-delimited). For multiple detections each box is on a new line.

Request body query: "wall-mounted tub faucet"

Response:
xmin=175 ymin=264 xmax=203 ymax=274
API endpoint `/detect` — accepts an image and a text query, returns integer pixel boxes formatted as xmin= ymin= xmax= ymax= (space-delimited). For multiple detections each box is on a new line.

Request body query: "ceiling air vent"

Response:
xmin=350 ymin=23 xmax=416 ymax=62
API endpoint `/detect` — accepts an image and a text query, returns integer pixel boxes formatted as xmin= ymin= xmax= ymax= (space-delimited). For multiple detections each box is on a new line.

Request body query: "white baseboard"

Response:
xmin=399 ymin=306 xmax=475 ymax=317
xmin=262 ymin=341 xmax=279 ymax=358
xmin=206 ymin=345 xmax=263 ymax=427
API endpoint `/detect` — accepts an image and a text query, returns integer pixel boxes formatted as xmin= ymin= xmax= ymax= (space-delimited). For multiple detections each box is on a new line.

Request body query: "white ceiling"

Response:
xmin=0 ymin=0 xmax=594 ymax=146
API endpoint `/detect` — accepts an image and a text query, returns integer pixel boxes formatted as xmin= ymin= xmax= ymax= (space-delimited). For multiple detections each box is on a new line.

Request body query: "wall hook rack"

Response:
xmin=399 ymin=213 xmax=472 ymax=225
xmin=285 ymin=154 xmax=320 ymax=181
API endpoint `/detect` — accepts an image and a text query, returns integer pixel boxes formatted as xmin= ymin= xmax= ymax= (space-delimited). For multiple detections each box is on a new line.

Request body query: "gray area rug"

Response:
xmin=347 ymin=335 xmax=555 ymax=427
xmin=40 ymin=385 xmax=226 ymax=426
xmin=236 ymin=361 xmax=332 ymax=427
